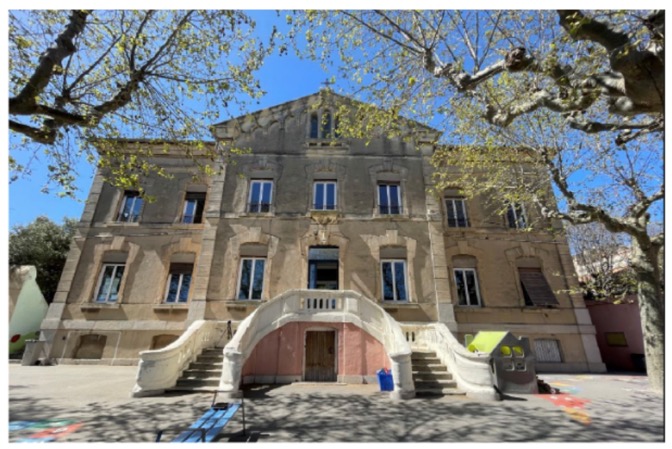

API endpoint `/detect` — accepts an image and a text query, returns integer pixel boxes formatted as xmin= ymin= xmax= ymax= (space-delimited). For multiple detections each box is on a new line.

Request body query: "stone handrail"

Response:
xmin=402 ymin=322 xmax=497 ymax=400
xmin=219 ymin=289 xmax=414 ymax=399
xmin=131 ymin=320 xmax=222 ymax=397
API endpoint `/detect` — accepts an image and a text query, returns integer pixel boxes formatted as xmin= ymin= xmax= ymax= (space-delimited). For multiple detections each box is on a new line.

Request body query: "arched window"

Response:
xmin=309 ymin=113 xmax=319 ymax=138
xmin=322 ymin=111 xmax=332 ymax=138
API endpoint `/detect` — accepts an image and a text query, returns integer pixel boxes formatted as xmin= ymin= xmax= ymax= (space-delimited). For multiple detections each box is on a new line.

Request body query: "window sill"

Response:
xmin=153 ymin=303 xmax=189 ymax=312
xmin=522 ymin=305 xmax=560 ymax=312
xmin=81 ymin=303 xmax=121 ymax=311
xmin=224 ymin=300 xmax=262 ymax=310
xmin=107 ymin=222 xmax=140 ymax=227
xmin=454 ymin=305 xmax=484 ymax=310
xmin=239 ymin=212 xmax=275 ymax=218
xmin=305 ymin=139 xmax=348 ymax=149
xmin=382 ymin=302 xmax=419 ymax=312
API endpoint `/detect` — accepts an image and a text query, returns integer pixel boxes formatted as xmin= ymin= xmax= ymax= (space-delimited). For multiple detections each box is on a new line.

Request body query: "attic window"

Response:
xmin=308 ymin=110 xmax=339 ymax=139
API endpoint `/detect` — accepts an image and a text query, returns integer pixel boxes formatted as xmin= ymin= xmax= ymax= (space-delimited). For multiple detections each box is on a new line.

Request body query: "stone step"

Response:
xmin=175 ymin=378 xmax=220 ymax=388
xmin=196 ymin=354 xmax=223 ymax=362
xmin=415 ymin=387 xmax=466 ymax=397
xmin=411 ymin=351 xmax=438 ymax=359
xmin=412 ymin=372 xmax=453 ymax=381
xmin=189 ymin=361 xmax=223 ymax=369
xmin=168 ymin=385 xmax=218 ymax=393
xmin=412 ymin=364 xmax=447 ymax=372
xmin=414 ymin=379 xmax=458 ymax=389
xmin=182 ymin=370 xmax=222 ymax=379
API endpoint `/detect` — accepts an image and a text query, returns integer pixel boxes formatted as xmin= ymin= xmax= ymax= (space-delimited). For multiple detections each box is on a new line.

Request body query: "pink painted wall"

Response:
xmin=242 ymin=321 xmax=390 ymax=380
xmin=587 ymin=301 xmax=645 ymax=372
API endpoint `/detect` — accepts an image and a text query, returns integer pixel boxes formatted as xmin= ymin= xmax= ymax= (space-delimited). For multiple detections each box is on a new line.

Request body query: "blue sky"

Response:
xmin=7 ymin=10 xmax=334 ymax=228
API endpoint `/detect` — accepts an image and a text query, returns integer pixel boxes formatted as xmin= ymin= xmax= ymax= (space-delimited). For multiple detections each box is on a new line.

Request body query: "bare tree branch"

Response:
xmin=10 ymin=10 xmax=89 ymax=114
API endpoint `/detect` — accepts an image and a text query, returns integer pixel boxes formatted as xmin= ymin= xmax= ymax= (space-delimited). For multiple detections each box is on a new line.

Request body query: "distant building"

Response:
xmin=36 ymin=91 xmax=604 ymax=398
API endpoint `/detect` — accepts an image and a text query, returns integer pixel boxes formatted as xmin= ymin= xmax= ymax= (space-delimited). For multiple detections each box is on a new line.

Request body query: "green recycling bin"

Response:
xmin=467 ymin=331 xmax=538 ymax=395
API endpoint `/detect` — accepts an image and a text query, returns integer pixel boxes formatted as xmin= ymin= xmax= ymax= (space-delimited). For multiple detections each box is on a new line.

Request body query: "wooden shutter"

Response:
xmin=518 ymin=268 xmax=559 ymax=306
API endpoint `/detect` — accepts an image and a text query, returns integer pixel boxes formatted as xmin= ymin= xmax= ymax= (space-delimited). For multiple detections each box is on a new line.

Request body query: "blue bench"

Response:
xmin=156 ymin=393 xmax=246 ymax=443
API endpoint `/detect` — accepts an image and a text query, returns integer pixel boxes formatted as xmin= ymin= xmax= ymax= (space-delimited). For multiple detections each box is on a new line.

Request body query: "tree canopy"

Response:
xmin=291 ymin=10 xmax=664 ymax=390
xmin=9 ymin=216 xmax=77 ymax=303
xmin=9 ymin=10 xmax=272 ymax=195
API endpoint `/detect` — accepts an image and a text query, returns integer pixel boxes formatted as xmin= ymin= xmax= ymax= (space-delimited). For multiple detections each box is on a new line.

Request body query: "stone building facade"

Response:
xmin=38 ymin=91 xmax=604 ymax=391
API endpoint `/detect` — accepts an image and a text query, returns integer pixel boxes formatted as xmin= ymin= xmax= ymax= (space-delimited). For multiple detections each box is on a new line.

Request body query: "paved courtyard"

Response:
xmin=7 ymin=364 xmax=665 ymax=443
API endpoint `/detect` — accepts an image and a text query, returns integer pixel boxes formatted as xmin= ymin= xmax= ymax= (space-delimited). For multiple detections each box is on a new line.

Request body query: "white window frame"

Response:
xmin=312 ymin=181 xmax=338 ymax=210
xmin=117 ymin=191 xmax=143 ymax=223
xmin=445 ymin=197 xmax=469 ymax=228
xmin=378 ymin=183 xmax=402 ymax=215
xmin=164 ymin=268 xmax=193 ymax=303
xmin=237 ymin=257 xmax=265 ymax=300
xmin=94 ymin=263 xmax=125 ymax=303
xmin=453 ymin=268 xmax=482 ymax=306
xmin=506 ymin=202 xmax=527 ymax=229
xmin=380 ymin=259 xmax=409 ymax=302
xmin=248 ymin=180 xmax=274 ymax=213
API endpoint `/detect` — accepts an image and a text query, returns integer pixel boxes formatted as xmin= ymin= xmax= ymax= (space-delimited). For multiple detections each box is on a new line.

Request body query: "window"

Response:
xmin=308 ymin=110 xmax=339 ymax=139
xmin=446 ymin=198 xmax=469 ymax=227
xmin=95 ymin=264 xmax=125 ymax=302
xmin=313 ymin=181 xmax=337 ymax=210
xmin=506 ymin=201 xmax=527 ymax=229
xmin=378 ymin=184 xmax=402 ymax=215
xmin=238 ymin=257 xmax=265 ymax=300
xmin=606 ymin=332 xmax=628 ymax=347
xmin=322 ymin=111 xmax=332 ymax=137
xmin=164 ymin=263 xmax=193 ymax=303
xmin=381 ymin=260 xmax=408 ymax=301
xmin=117 ymin=191 xmax=143 ymax=222
xmin=534 ymin=339 xmax=562 ymax=362
xmin=182 ymin=192 xmax=206 ymax=224
xmin=248 ymin=180 xmax=273 ymax=213
xmin=454 ymin=268 xmax=482 ymax=306
xmin=519 ymin=268 xmax=559 ymax=306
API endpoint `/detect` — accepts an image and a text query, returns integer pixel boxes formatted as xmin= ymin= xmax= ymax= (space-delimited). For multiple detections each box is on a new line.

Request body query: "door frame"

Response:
xmin=302 ymin=327 xmax=338 ymax=382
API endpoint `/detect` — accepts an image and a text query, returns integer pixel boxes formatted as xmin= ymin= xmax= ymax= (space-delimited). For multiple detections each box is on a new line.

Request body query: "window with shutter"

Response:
xmin=519 ymin=268 xmax=559 ymax=306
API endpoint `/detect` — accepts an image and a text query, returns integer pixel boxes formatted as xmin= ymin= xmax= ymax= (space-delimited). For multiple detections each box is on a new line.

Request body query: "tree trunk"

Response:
xmin=632 ymin=243 xmax=664 ymax=392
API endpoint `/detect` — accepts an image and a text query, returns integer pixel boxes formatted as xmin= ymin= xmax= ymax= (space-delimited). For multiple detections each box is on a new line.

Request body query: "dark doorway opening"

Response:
xmin=308 ymin=246 xmax=339 ymax=290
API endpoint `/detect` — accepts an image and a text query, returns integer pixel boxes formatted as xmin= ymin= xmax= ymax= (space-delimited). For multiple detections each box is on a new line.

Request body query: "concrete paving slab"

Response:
xmin=7 ymin=364 xmax=665 ymax=443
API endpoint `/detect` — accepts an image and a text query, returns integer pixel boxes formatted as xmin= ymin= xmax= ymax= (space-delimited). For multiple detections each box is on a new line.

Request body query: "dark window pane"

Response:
xmin=238 ymin=259 xmax=252 ymax=299
xmin=507 ymin=204 xmax=517 ymax=228
xmin=252 ymin=259 xmax=265 ymax=299
xmin=166 ymin=274 xmax=180 ymax=302
xmin=382 ymin=262 xmax=394 ymax=300
xmin=96 ymin=266 xmax=115 ymax=302
xmin=326 ymin=183 xmax=336 ymax=209
xmin=455 ymin=270 xmax=467 ymax=305
xmin=447 ymin=200 xmax=457 ymax=227
xmin=261 ymin=182 xmax=272 ymax=205
xmin=315 ymin=183 xmax=324 ymax=209
xmin=131 ymin=197 xmax=143 ymax=222
xmin=249 ymin=182 xmax=261 ymax=212
xmin=322 ymin=112 xmax=332 ymax=137
xmin=455 ymin=200 xmax=468 ymax=227
xmin=178 ymin=274 xmax=191 ymax=302
xmin=394 ymin=261 xmax=407 ymax=301
xmin=379 ymin=185 xmax=389 ymax=214
xmin=389 ymin=185 xmax=400 ymax=214
xmin=466 ymin=270 xmax=478 ymax=305
xmin=310 ymin=113 xmax=318 ymax=138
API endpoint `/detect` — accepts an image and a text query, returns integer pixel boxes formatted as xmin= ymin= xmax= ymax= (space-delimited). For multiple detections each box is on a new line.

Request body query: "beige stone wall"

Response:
xmin=40 ymin=92 xmax=602 ymax=372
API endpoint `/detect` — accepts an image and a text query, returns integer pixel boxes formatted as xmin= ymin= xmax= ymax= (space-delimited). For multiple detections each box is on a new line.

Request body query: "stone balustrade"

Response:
xmin=131 ymin=320 xmax=224 ymax=397
xmin=219 ymin=289 xmax=415 ymax=399
xmin=400 ymin=322 xmax=497 ymax=400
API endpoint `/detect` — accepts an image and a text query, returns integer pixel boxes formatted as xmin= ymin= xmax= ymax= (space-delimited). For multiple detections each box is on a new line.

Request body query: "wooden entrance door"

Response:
xmin=304 ymin=331 xmax=336 ymax=382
